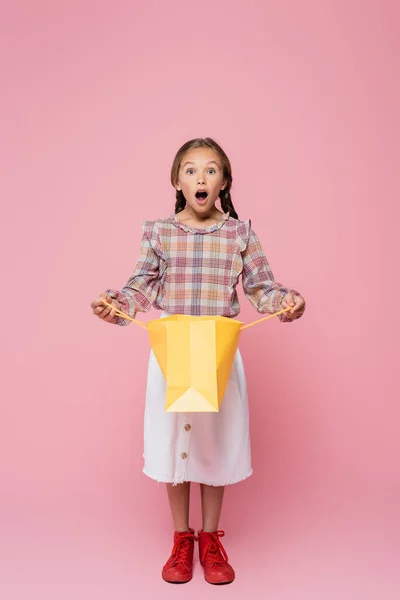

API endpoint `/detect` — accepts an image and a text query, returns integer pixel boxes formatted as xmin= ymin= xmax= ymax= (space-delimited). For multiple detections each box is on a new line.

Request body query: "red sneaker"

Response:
xmin=198 ymin=530 xmax=235 ymax=585
xmin=162 ymin=529 xmax=197 ymax=583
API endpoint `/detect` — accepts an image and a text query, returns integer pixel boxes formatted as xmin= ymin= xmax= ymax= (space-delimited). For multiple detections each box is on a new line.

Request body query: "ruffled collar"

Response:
xmin=171 ymin=212 xmax=230 ymax=234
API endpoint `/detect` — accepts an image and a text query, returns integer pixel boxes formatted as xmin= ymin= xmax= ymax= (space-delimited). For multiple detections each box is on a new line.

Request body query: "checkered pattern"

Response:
xmin=106 ymin=214 xmax=302 ymax=326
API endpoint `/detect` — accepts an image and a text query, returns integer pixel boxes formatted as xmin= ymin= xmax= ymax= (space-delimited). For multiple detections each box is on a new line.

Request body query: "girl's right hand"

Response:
xmin=90 ymin=291 xmax=121 ymax=322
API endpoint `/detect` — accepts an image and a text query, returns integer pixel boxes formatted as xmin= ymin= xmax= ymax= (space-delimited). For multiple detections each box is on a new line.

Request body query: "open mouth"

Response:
xmin=195 ymin=191 xmax=208 ymax=200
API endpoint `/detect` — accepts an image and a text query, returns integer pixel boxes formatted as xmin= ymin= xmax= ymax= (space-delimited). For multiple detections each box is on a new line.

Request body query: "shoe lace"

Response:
xmin=202 ymin=530 xmax=230 ymax=568
xmin=167 ymin=531 xmax=197 ymax=566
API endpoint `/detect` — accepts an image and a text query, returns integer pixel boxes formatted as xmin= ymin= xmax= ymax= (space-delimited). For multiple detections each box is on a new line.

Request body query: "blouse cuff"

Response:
xmin=106 ymin=288 xmax=137 ymax=326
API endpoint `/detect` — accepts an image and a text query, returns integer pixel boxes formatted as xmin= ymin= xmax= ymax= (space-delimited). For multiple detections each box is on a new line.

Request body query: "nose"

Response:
xmin=197 ymin=173 xmax=206 ymax=185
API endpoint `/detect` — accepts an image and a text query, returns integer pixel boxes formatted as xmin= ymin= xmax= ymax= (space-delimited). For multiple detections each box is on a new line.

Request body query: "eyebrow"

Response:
xmin=181 ymin=160 xmax=220 ymax=168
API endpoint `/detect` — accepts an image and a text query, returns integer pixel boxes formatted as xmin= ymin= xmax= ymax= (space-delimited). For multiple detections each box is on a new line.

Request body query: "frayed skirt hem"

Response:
xmin=142 ymin=467 xmax=253 ymax=487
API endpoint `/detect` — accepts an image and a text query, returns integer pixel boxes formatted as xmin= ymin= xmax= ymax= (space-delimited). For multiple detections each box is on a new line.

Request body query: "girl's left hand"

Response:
xmin=282 ymin=293 xmax=306 ymax=318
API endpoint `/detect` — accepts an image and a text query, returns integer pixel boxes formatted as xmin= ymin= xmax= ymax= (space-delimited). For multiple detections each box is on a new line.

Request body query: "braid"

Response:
xmin=220 ymin=188 xmax=239 ymax=219
xmin=175 ymin=190 xmax=186 ymax=214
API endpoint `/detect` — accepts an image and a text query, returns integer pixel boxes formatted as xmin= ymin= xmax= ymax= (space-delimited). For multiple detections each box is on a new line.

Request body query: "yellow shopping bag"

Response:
xmin=147 ymin=315 xmax=242 ymax=412
xmin=100 ymin=301 xmax=293 ymax=412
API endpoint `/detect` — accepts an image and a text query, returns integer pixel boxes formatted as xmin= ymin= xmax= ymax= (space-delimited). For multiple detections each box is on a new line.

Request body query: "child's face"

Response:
xmin=175 ymin=148 xmax=227 ymax=215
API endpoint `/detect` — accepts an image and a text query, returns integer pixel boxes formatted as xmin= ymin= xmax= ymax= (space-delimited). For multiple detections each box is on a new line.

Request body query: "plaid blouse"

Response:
xmin=106 ymin=213 xmax=302 ymax=325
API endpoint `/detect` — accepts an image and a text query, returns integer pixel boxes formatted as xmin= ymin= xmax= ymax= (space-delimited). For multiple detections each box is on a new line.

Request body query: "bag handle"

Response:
xmin=239 ymin=306 xmax=293 ymax=330
xmin=100 ymin=299 xmax=293 ymax=330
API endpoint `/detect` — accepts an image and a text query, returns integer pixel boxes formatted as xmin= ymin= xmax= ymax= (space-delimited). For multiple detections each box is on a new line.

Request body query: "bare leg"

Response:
xmin=166 ymin=482 xmax=191 ymax=531
xmin=200 ymin=484 xmax=225 ymax=532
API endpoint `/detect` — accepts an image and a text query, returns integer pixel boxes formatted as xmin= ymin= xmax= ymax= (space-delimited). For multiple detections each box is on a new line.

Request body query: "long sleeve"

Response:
xmin=106 ymin=221 xmax=162 ymax=326
xmin=241 ymin=226 xmax=302 ymax=323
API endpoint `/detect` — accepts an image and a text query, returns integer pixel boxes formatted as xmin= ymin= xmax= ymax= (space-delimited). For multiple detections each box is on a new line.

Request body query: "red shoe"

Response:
xmin=198 ymin=530 xmax=235 ymax=585
xmin=162 ymin=529 xmax=197 ymax=583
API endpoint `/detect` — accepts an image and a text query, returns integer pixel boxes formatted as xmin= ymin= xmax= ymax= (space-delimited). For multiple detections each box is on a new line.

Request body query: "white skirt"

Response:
xmin=142 ymin=314 xmax=252 ymax=486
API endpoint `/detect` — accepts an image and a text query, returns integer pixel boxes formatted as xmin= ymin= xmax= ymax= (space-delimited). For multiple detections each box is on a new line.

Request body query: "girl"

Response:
xmin=90 ymin=138 xmax=306 ymax=585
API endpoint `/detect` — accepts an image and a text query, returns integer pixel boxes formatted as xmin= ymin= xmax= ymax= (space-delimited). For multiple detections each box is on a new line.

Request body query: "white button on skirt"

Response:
xmin=142 ymin=313 xmax=253 ymax=486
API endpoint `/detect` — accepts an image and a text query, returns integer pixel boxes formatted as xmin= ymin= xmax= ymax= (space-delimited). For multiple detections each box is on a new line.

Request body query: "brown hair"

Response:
xmin=170 ymin=137 xmax=239 ymax=219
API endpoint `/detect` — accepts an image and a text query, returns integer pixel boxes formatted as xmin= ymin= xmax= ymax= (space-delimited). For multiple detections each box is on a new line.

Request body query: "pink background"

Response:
xmin=1 ymin=1 xmax=399 ymax=598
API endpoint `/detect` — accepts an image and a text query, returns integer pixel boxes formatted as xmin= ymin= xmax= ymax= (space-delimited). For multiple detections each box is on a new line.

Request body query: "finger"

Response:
xmin=92 ymin=298 xmax=107 ymax=310
xmin=103 ymin=306 xmax=116 ymax=321
xmin=99 ymin=292 xmax=114 ymax=305
xmin=97 ymin=305 xmax=111 ymax=318
xmin=104 ymin=310 xmax=116 ymax=322
xmin=102 ymin=305 xmax=112 ymax=317
xmin=287 ymin=293 xmax=295 ymax=304
xmin=291 ymin=298 xmax=305 ymax=314
xmin=102 ymin=296 xmax=114 ymax=308
xmin=92 ymin=292 xmax=111 ymax=310
xmin=283 ymin=293 xmax=295 ymax=309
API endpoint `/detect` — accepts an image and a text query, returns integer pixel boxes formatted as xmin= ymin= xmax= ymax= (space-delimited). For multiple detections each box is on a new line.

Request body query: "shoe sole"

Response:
xmin=201 ymin=562 xmax=235 ymax=585
xmin=162 ymin=573 xmax=192 ymax=584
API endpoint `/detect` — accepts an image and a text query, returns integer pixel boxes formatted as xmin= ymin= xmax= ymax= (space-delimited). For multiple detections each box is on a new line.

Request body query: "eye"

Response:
xmin=207 ymin=168 xmax=216 ymax=174
xmin=186 ymin=168 xmax=195 ymax=175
